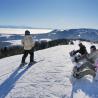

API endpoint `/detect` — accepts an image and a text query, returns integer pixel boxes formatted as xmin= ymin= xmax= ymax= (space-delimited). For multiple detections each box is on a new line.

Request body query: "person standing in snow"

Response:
xmin=21 ymin=30 xmax=35 ymax=64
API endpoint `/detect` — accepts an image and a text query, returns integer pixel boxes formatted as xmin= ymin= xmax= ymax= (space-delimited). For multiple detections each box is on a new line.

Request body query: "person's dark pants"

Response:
xmin=21 ymin=48 xmax=34 ymax=63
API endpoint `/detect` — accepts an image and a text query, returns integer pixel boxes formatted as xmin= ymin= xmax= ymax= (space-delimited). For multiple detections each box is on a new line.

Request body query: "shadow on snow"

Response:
xmin=0 ymin=64 xmax=32 ymax=98
xmin=70 ymin=77 xmax=98 ymax=98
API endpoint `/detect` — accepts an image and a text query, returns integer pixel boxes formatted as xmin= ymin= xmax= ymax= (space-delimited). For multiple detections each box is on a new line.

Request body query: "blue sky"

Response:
xmin=0 ymin=0 xmax=98 ymax=29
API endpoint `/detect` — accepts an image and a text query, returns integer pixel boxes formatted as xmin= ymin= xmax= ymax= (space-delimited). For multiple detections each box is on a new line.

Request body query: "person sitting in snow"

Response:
xmin=71 ymin=45 xmax=98 ymax=79
xmin=77 ymin=45 xmax=98 ymax=79
xmin=21 ymin=30 xmax=35 ymax=65
xmin=73 ymin=43 xmax=88 ymax=62
xmin=88 ymin=45 xmax=98 ymax=80
xmin=74 ymin=43 xmax=88 ymax=56
xmin=75 ymin=45 xmax=98 ymax=71
xmin=78 ymin=46 xmax=98 ymax=72
xmin=87 ymin=45 xmax=98 ymax=71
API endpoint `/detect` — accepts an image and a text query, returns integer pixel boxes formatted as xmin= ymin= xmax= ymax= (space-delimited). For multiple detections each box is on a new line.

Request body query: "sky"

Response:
xmin=0 ymin=0 xmax=98 ymax=29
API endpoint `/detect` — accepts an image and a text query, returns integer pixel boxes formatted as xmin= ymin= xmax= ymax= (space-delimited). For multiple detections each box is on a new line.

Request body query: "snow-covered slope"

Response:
xmin=0 ymin=42 xmax=98 ymax=98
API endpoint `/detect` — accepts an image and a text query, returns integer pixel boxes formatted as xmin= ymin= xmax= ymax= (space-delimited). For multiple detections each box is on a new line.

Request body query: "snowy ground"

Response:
xmin=0 ymin=42 xmax=98 ymax=98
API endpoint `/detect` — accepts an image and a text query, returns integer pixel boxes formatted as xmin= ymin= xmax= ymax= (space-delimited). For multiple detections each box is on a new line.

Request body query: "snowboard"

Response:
xmin=73 ymin=67 xmax=96 ymax=79
xmin=28 ymin=61 xmax=37 ymax=67
xmin=19 ymin=61 xmax=36 ymax=68
xmin=19 ymin=62 xmax=28 ymax=67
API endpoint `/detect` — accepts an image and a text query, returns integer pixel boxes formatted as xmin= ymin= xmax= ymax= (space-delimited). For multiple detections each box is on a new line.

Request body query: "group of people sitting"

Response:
xmin=75 ymin=43 xmax=98 ymax=69
xmin=71 ymin=42 xmax=98 ymax=79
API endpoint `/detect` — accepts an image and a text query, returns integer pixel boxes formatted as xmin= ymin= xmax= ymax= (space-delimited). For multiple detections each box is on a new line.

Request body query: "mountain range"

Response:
xmin=0 ymin=28 xmax=98 ymax=42
xmin=34 ymin=28 xmax=98 ymax=42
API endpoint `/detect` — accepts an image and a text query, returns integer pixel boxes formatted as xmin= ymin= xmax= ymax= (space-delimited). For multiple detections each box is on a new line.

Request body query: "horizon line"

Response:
xmin=0 ymin=25 xmax=98 ymax=30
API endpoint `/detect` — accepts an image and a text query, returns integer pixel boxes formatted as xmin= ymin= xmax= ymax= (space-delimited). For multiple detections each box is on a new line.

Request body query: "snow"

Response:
xmin=39 ymin=38 xmax=51 ymax=42
xmin=0 ymin=42 xmax=98 ymax=98
xmin=0 ymin=28 xmax=52 ymax=34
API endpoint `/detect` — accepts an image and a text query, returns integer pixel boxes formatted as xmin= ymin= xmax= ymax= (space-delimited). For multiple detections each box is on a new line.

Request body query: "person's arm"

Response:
xmin=85 ymin=54 xmax=94 ymax=64
xmin=21 ymin=39 xmax=24 ymax=46
xmin=32 ymin=40 xmax=35 ymax=47
xmin=74 ymin=50 xmax=80 ymax=54
xmin=30 ymin=36 xmax=35 ymax=47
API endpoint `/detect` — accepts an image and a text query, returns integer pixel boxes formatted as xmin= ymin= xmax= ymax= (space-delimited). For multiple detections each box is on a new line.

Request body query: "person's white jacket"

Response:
xmin=88 ymin=50 xmax=98 ymax=80
xmin=88 ymin=50 xmax=98 ymax=65
xmin=21 ymin=35 xmax=35 ymax=50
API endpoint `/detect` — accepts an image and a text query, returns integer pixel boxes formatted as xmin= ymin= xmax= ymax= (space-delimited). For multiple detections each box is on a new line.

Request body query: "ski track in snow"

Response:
xmin=0 ymin=41 xmax=98 ymax=98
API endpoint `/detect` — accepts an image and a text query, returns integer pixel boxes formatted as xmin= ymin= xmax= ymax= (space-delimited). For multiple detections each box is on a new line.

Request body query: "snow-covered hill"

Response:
xmin=0 ymin=42 xmax=98 ymax=98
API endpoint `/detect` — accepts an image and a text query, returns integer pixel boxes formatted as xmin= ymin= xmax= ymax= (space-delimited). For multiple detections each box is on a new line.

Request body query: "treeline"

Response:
xmin=0 ymin=39 xmax=73 ymax=59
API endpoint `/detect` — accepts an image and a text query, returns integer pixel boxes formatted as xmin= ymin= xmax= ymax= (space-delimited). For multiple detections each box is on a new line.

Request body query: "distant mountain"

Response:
xmin=64 ymin=28 xmax=98 ymax=41
xmin=0 ymin=28 xmax=98 ymax=42
xmin=34 ymin=28 xmax=98 ymax=42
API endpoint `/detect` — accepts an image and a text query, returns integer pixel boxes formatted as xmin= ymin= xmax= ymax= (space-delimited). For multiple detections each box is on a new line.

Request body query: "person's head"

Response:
xmin=90 ymin=45 xmax=96 ymax=53
xmin=25 ymin=30 xmax=30 ymax=35
xmin=79 ymin=43 xmax=83 ymax=47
